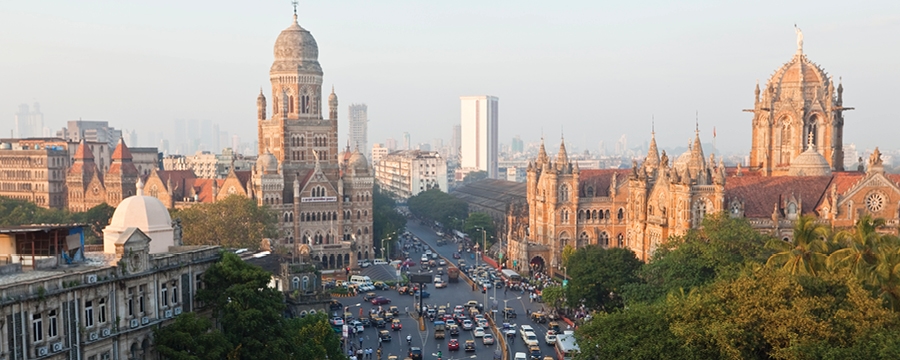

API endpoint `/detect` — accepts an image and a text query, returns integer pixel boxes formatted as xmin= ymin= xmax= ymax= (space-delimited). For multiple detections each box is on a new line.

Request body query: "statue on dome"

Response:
xmin=795 ymin=25 xmax=803 ymax=52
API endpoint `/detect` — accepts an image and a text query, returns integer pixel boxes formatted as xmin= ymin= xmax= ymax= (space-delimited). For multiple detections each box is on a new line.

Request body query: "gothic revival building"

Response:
xmin=252 ymin=10 xmax=374 ymax=270
xmin=509 ymin=33 xmax=899 ymax=275
xmin=66 ymin=138 xmax=138 ymax=211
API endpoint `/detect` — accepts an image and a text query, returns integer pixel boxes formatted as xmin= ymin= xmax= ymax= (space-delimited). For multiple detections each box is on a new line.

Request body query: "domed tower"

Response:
xmin=748 ymin=28 xmax=849 ymax=176
xmin=251 ymin=150 xmax=285 ymax=206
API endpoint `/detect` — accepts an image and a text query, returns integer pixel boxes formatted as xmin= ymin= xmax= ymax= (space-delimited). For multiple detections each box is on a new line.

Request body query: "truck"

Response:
xmin=434 ymin=321 xmax=446 ymax=339
xmin=447 ymin=267 xmax=460 ymax=283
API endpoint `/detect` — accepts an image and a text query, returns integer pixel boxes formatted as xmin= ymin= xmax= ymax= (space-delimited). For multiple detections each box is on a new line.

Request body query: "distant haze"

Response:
xmin=1 ymin=1 xmax=898 ymax=154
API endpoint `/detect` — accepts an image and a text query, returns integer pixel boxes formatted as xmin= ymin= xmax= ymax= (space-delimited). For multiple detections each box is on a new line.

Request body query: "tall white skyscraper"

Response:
xmin=460 ymin=95 xmax=499 ymax=179
xmin=348 ymin=104 xmax=368 ymax=155
xmin=14 ymin=103 xmax=44 ymax=138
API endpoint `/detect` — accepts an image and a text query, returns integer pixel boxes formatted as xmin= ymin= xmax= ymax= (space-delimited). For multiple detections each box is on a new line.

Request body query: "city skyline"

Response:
xmin=1 ymin=1 xmax=898 ymax=155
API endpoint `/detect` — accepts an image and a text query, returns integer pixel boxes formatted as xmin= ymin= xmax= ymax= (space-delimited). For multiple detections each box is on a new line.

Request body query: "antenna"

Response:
xmin=292 ymin=0 xmax=299 ymax=16
xmin=651 ymin=115 xmax=655 ymax=135
xmin=695 ymin=111 xmax=699 ymax=133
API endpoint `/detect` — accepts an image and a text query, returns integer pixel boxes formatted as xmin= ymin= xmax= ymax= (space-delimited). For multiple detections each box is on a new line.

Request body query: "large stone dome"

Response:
xmin=257 ymin=150 xmax=279 ymax=174
xmin=103 ymin=180 xmax=175 ymax=254
xmin=788 ymin=145 xmax=832 ymax=177
xmin=349 ymin=149 xmax=368 ymax=171
xmin=270 ymin=14 xmax=322 ymax=74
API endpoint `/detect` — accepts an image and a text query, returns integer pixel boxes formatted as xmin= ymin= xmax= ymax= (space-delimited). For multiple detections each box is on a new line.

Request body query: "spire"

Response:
xmin=794 ymin=24 xmax=803 ymax=55
xmin=111 ymin=137 xmax=133 ymax=160
xmin=291 ymin=0 xmax=299 ymax=23
xmin=556 ymin=137 xmax=568 ymax=166
xmin=73 ymin=139 xmax=94 ymax=160
xmin=537 ymin=137 xmax=549 ymax=166
xmin=645 ymin=118 xmax=659 ymax=169
xmin=136 ymin=178 xmax=144 ymax=196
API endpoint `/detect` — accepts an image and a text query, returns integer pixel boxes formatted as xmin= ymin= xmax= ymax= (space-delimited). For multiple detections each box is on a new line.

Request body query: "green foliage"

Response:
xmin=464 ymin=212 xmax=496 ymax=248
xmin=463 ymin=170 xmax=488 ymax=183
xmin=541 ymin=285 xmax=564 ymax=311
xmin=153 ymin=312 xmax=230 ymax=360
xmin=407 ymin=188 xmax=467 ymax=226
xmin=560 ymin=244 xmax=575 ymax=268
xmin=0 ymin=196 xmax=113 ymax=243
xmin=765 ymin=215 xmax=831 ymax=276
xmin=373 ymin=185 xmax=406 ymax=255
xmin=171 ymin=195 xmax=278 ymax=250
xmin=185 ymin=251 xmax=346 ymax=360
xmin=565 ymin=246 xmax=643 ymax=312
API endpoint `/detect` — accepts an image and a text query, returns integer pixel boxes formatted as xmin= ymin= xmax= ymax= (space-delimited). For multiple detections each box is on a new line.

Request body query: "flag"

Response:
xmin=713 ymin=126 xmax=717 ymax=138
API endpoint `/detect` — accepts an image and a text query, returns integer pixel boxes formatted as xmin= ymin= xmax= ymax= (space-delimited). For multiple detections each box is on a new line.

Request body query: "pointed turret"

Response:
xmin=257 ymin=88 xmax=267 ymax=121
xmin=556 ymin=138 xmax=569 ymax=168
xmin=328 ymin=86 xmax=338 ymax=121
xmin=645 ymin=128 xmax=660 ymax=172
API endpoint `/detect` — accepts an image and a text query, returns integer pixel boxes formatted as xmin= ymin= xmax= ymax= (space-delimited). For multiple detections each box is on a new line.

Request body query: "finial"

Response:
xmin=136 ymin=178 xmax=144 ymax=196
xmin=651 ymin=115 xmax=655 ymax=135
xmin=695 ymin=110 xmax=699 ymax=133
xmin=331 ymin=85 xmax=335 ymax=94
xmin=260 ymin=87 xmax=263 ymax=95
xmin=560 ymin=125 xmax=564 ymax=141
xmin=794 ymin=24 xmax=803 ymax=54
xmin=292 ymin=0 xmax=298 ymax=15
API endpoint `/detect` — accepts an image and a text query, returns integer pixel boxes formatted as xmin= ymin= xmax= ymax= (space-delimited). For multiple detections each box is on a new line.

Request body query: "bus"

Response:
xmin=555 ymin=331 xmax=580 ymax=360
xmin=501 ymin=269 xmax=522 ymax=284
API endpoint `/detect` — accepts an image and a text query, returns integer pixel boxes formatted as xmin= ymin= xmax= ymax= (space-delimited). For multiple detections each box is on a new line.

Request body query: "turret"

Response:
xmin=644 ymin=129 xmax=660 ymax=174
xmin=257 ymin=88 xmax=267 ymax=121
xmin=329 ymin=86 xmax=338 ymax=121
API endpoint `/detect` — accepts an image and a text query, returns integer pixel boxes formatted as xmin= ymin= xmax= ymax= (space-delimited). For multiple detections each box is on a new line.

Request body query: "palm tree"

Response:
xmin=765 ymin=215 xmax=831 ymax=276
xmin=870 ymin=241 xmax=900 ymax=311
xmin=827 ymin=214 xmax=886 ymax=278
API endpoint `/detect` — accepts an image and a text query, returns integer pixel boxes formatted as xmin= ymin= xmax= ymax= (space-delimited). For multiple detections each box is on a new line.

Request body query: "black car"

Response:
xmin=408 ymin=347 xmax=422 ymax=360
xmin=529 ymin=345 xmax=542 ymax=359
xmin=359 ymin=318 xmax=372 ymax=327
xmin=373 ymin=317 xmax=386 ymax=328
xmin=329 ymin=300 xmax=343 ymax=311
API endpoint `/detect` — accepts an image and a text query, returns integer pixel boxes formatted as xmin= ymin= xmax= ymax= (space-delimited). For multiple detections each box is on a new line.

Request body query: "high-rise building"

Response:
xmin=371 ymin=143 xmax=389 ymax=164
xmin=385 ymin=138 xmax=397 ymax=151
xmin=59 ymin=120 xmax=123 ymax=149
xmin=402 ymin=132 xmax=411 ymax=150
xmin=450 ymin=125 xmax=461 ymax=163
xmin=348 ymin=104 xmax=368 ymax=156
xmin=14 ymin=103 xmax=44 ymax=138
xmin=460 ymin=95 xmax=499 ymax=178
xmin=374 ymin=150 xmax=448 ymax=200
xmin=511 ymin=135 xmax=524 ymax=154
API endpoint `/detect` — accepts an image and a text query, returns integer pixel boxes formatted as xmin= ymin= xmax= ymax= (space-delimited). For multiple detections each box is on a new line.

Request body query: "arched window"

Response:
xmin=364 ymin=227 xmax=369 ymax=235
xmin=599 ymin=231 xmax=610 ymax=248
xmin=586 ymin=186 xmax=594 ymax=197
xmin=693 ymin=199 xmax=708 ymax=228
xmin=289 ymin=96 xmax=294 ymax=113
xmin=292 ymin=277 xmax=300 ymax=290
xmin=559 ymin=232 xmax=571 ymax=248
xmin=592 ymin=210 xmax=598 ymax=220
xmin=617 ymin=208 xmax=624 ymax=220
xmin=617 ymin=233 xmax=624 ymax=247
xmin=302 ymin=276 xmax=310 ymax=291
xmin=578 ymin=232 xmax=589 ymax=248
xmin=559 ymin=185 xmax=569 ymax=202
xmin=300 ymin=137 xmax=305 ymax=147
xmin=357 ymin=211 xmax=361 ymax=220
xmin=578 ymin=210 xmax=584 ymax=221
xmin=605 ymin=209 xmax=610 ymax=219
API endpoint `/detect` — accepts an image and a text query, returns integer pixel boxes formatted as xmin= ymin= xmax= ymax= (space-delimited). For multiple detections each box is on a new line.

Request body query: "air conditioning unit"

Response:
xmin=141 ymin=316 xmax=149 ymax=325
xmin=164 ymin=310 xmax=173 ymax=318
xmin=130 ymin=319 xmax=139 ymax=328
xmin=174 ymin=307 xmax=182 ymax=315
xmin=89 ymin=332 xmax=98 ymax=341
xmin=101 ymin=328 xmax=111 ymax=337
xmin=86 ymin=275 xmax=98 ymax=284
xmin=52 ymin=342 xmax=63 ymax=352
xmin=37 ymin=347 xmax=48 ymax=356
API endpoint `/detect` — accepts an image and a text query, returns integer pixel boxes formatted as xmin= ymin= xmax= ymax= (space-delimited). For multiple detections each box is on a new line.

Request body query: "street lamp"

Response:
xmin=474 ymin=227 xmax=487 ymax=267
xmin=379 ymin=232 xmax=396 ymax=261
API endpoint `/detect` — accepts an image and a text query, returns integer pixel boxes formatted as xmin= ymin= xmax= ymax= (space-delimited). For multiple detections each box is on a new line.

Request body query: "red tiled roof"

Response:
xmin=578 ymin=169 xmax=631 ymax=197
xmin=72 ymin=141 xmax=94 ymax=160
xmin=725 ymin=175 xmax=835 ymax=218
xmin=188 ymin=178 xmax=225 ymax=203
xmin=234 ymin=170 xmax=252 ymax=187
xmin=152 ymin=170 xmax=197 ymax=195
xmin=110 ymin=139 xmax=133 ymax=160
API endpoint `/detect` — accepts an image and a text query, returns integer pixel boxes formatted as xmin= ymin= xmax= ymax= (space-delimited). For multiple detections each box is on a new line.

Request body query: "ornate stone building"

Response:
xmin=508 ymin=33 xmax=899 ymax=275
xmin=252 ymin=10 xmax=374 ymax=270
xmin=66 ymin=138 xmax=139 ymax=211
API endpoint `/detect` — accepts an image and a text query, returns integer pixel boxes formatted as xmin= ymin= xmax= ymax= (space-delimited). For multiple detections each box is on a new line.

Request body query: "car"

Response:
xmin=379 ymin=329 xmax=392 ymax=341
xmin=373 ymin=317 xmax=386 ymax=328
xmin=391 ymin=319 xmax=402 ymax=331
xmin=482 ymin=333 xmax=495 ymax=345
xmin=359 ymin=260 xmax=370 ymax=268
xmin=448 ymin=339 xmax=459 ymax=351
xmin=477 ymin=319 xmax=488 ymax=328
xmin=464 ymin=339 xmax=476 ymax=352
xmin=414 ymin=291 xmax=430 ymax=298
xmin=514 ymin=352 xmax=527 ymax=360
xmin=431 ymin=252 xmax=438 ymax=259
xmin=420 ymin=255 xmax=429 ymax=262
xmin=504 ymin=307 xmax=517 ymax=318
xmin=360 ymin=283 xmax=375 ymax=291
xmin=370 ymin=296 xmax=391 ymax=305
xmin=373 ymin=281 xmax=390 ymax=290
xmin=520 ymin=325 xmax=535 ymax=338
xmin=434 ymin=281 xmax=447 ymax=288
xmin=425 ymin=250 xmax=433 ymax=257
xmin=363 ymin=292 xmax=378 ymax=301
xmin=331 ymin=317 xmax=344 ymax=326
xmin=461 ymin=319 xmax=474 ymax=330
xmin=359 ymin=317 xmax=372 ymax=327
xmin=453 ymin=252 xmax=461 ymax=259
xmin=545 ymin=332 xmax=557 ymax=345
xmin=474 ymin=327 xmax=485 ymax=337
xmin=439 ymin=259 xmax=447 ymax=265
xmin=523 ymin=332 xmax=539 ymax=346
xmin=449 ymin=324 xmax=460 ymax=336
xmin=408 ymin=347 xmax=422 ymax=360
xmin=373 ymin=259 xmax=389 ymax=265
xmin=329 ymin=300 xmax=343 ymax=311
xmin=402 ymin=260 xmax=416 ymax=267
xmin=390 ymin=306 xmax=399 ymax=316
xmin=458 ymin=304 xmax=469 ymax=311
xmin=445 ymin=319 xmax=457 ymax=327
xmin=529 ymin=345 xmax=542 ymax=360
xmin=548 ymin=321 xmax=561 ymax=334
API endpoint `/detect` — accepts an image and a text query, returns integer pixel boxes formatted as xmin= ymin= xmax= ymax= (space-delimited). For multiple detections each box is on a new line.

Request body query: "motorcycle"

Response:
xmin=406 ymin=334 xmax=412 ymax=345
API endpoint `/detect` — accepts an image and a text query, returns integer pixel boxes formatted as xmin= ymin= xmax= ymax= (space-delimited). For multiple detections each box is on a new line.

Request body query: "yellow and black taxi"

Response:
xmin=379 ymin=329 xmax=392 ymax=342
xmin=464 ymin=339 xmax=476 ymax=352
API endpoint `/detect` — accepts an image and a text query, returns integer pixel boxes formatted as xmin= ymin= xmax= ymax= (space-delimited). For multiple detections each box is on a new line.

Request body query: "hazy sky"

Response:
xmin=2 ymin=1 xmax=898 ymax=154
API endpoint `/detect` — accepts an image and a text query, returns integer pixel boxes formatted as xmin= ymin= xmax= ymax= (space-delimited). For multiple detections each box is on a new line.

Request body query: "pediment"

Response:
xmin=837 ymin=172 xmax=900 ymax=207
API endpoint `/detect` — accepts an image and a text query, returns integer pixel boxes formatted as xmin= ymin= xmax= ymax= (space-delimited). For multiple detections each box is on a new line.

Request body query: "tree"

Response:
xmin=560 ymin=244 xmax=576 ymax=268
xmin=541 ymin=285 xmax=565 ymax=312
xmin=766 ymin=215 xmax=831 ymax=276
xmin=0 ymin=197 xmax=114 ymax=243
xmin=286 ymin=313 xmax=347 ymax=360
xmin=828 ymin=214 xmax=887 ymax=278
xmin=565 ymin=246 xmax=643 ymax=312
xmin=171 ymin=195 xmax=278 ymax=249
xmin=463 ymin=170 xmax=488 ymax=183
xmin=153 ymin=312 xmax=230 ymax=360
xmin=407 ymin=188 xmax=467 ymax=225
xmin=372 ymin=185 xmax=406 ymax=254
xmin=197 ymin=251 xmax=293 ymax=359
xmin=464 ymin=212 xmax=496 ymax=248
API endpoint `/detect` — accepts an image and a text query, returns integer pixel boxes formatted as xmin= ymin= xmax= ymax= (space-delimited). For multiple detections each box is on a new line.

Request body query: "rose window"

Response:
xmin=865 ymin=192 xmax=885 ymax=212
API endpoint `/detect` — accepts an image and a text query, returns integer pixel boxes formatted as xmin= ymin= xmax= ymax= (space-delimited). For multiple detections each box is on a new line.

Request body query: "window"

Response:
xmin=99 ymin=298 xmax=107 ymax=324
xmin=33 ymin=313 xmax=43 ymax=342
xmin=161 ymin=283 xmax=168 ymax=307
xmin=302 ymin=276 xmax=310 ymax=291
xmin=101 ymin=352 xmax=111 ymax=360
xmin=292 ymin=277 xmax=300 ymax=290
xmin=172 ymin=280 xmax=179 ymax=304
xmin=128 ymin=287 xmax=135 ymax=317
xmin=139 ymin=285 xmax=146 ymax=313
xmin=85 ymin=300 xmax=94 ymax=327
xmin=48 ymin=310 xmax=58 ymax=338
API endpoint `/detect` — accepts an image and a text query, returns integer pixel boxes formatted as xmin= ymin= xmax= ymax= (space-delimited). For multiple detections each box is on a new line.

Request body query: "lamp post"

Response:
xmin=474 ymin=228 xmax=487 ymax=267
xmin=379 ymin=232 xmax=396 ymax=261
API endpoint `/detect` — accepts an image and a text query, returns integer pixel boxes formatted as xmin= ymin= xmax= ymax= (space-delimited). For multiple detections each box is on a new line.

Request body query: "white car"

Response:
xmin=514 ymin=352 xmax=527 ymax=360
xmin=434 ymin=281 xmax=446 ymax=288
xmin=425 ymin=250 xmax=433 ymax=257
xmin=474 ymin=327 xmax=485 ymax=337
xmin=482 ymin=333 xmax=494 ymax=345
xmin=439 ymin=259 xmax=446 ymax=266
xmin=462 ymin=319 xmax=474 ymax=330
xmin=545 ymin=332 xmax=557 ymax=345
xmin=477 ymin=319 xmax=488 ymax=328
xmin=331 ymin=317 xmax=344 ymax=326
xmin=421 ymin=255 xmax=429 ymax=263
xmin=373 ymin=259 xmax=388 ymax=265
xmin=358 ymin=260 xmax=370 ymax=268
xmin=519 ymin=325 xmax=534 ymax=339
xmin=523 ymin=332 xmax=538 ymax=346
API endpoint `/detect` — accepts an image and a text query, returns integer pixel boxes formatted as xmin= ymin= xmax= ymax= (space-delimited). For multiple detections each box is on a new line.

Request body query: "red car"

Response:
xmin=370 ymin=296 xmax=391 ymax=305
xmin=402 ymin=260 xmax=416 ymax=267
xmin=448 ymin=339 xmax=459 ymax=351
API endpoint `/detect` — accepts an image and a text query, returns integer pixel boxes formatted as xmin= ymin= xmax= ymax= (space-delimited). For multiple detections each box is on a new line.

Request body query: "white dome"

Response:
xmin=270 ymin=15 xmax=321 ymax=74
xmin=104 ymin=180 xmax=175 ymax=254
xmin=789 ymin=146 xmax=832 ymax=177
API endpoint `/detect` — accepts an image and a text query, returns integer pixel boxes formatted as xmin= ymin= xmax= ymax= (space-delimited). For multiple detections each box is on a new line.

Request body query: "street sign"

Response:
xmin=395 ymin=270 xmax=401 ymax=277
xmin=342 ymin=324 xmax=348 ymax=338
xmin=562 ymin=279 xmax=568 ymax=288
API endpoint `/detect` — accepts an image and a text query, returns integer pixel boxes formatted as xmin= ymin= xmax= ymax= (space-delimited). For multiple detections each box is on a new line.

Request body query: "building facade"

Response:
xmin=0 ymin=183 xmax=219 ymax=360
xmin=460 ymin=95 xmax=499 ymax=179
xmin=507 ymin=34 xmax=900 ymax=276
xmin=0 ymin=141 xmax=68 ymax=208
xmin=252 ymin=10 xmax=374 ymax=270
xmin=66 ymin=138 xmax=139 ymax=212
xmin=374 ymin=150 xmax=448 ymax=201
xmin=371 ymin=143 xmax=388 ymax=165
xmin=161 ymin=149 xmax=253 ymax=179
xmin=348 ymin=104 xmax=368 ymax=159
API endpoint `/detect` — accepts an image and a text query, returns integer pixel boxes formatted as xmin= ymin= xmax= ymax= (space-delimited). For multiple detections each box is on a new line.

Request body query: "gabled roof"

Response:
xmin=578 ymin=169 xmax=631 ymax=197
xmin=72 ymin=140 xmax=94 ymax=160
xmin=110 ymin=138 xmax=133 ymax=160
xmin=725 ymin=175 xmax=835 ymax=218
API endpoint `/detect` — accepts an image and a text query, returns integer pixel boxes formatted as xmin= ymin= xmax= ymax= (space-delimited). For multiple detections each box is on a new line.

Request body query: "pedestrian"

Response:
xmin=360 ymin=336 xmax=364 ymax=346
